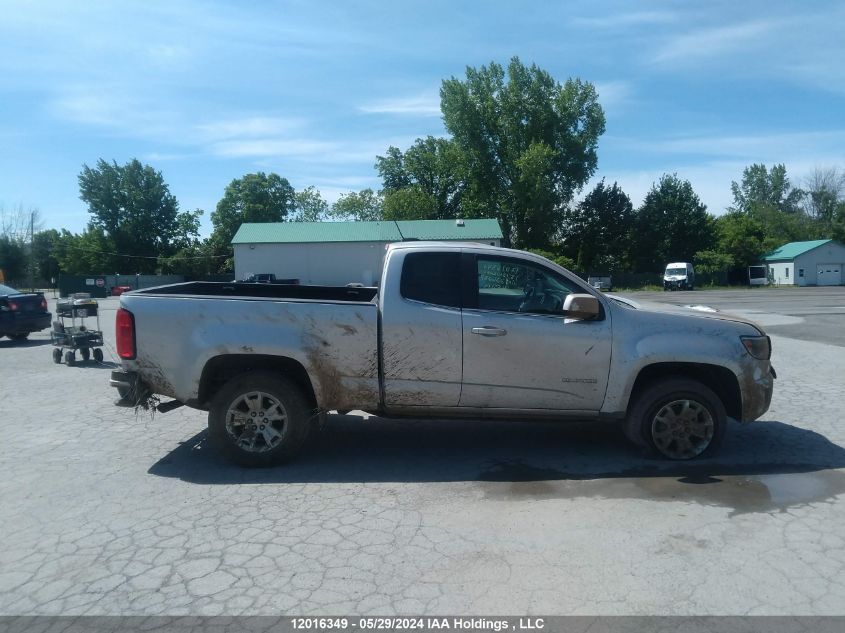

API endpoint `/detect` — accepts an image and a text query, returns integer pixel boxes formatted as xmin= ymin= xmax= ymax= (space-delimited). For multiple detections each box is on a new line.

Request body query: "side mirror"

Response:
xmin=562 ymin=294 xmax=600 ymax=320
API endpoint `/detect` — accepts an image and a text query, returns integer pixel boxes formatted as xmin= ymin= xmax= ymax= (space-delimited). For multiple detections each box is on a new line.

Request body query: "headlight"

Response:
xmin=741 ymin=335 xmax=771 ymax=360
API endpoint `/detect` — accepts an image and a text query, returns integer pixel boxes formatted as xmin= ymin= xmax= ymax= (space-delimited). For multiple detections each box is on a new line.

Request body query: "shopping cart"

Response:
xmin=51 ymin=293 xmax=105 ymax=366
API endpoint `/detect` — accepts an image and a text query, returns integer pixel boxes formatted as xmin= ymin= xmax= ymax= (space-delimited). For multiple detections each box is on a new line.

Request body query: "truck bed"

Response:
xmin=135 ymin=281 xmax=378 ymax=303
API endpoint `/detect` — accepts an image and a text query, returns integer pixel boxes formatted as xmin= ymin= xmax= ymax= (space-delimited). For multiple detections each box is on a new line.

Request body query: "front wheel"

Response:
xmin=93 ymin=348 xmax=104 ymax=362
xmin=208 ymin=372 xmax=313 ymax=467
xmin=624 ymin=379 xmax=726 ymax=459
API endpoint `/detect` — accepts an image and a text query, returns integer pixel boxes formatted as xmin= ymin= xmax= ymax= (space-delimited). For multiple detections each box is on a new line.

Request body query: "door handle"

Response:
xmin=471 ymin=326 xmax=507 ymax=337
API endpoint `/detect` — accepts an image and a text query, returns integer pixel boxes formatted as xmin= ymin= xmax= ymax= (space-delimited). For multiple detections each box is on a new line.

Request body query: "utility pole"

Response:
xmin=29 ymin=210 xmax=34 ymax=291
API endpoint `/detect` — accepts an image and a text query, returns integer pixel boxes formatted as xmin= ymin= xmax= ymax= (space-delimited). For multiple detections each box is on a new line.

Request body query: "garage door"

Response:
xmin=817 ymin=264 xmax=842 ymax=286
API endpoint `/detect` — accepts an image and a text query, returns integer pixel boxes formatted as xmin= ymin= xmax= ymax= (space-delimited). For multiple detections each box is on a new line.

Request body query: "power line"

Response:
xmin=56 ymin=242 xmax=230 ymax=260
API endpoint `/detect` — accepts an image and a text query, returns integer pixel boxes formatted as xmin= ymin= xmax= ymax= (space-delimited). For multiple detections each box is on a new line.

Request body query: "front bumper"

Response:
xmin=741 ymin=365 xmax=776 ymax=422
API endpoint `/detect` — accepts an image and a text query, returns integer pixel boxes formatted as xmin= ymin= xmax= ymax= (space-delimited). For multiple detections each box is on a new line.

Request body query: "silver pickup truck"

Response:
xmin=111 ymin=242 xmax=775 ymax=466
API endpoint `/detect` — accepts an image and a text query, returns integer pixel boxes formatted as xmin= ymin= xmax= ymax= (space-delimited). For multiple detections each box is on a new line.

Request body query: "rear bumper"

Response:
xmin=0 ymin=311 xmax=51 ymax=335
xmin=110 ymin=370 xmax=150 ymax=406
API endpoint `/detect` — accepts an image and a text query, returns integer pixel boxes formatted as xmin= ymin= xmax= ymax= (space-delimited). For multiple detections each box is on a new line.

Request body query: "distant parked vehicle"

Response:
xmin=0 ymin=283 xmax=51 ymax=340
xmin=663 ymin=262 xmax=695 ymax=291
xmin=111 ymin=285 xmax=133 ymax=296
xmin=748 ymin=266 xmax=769 ymax=286
xmin=241 ymin=273 xmax=300 ymax=285
xmin=587 ymin=274 xmax=612 ymax=291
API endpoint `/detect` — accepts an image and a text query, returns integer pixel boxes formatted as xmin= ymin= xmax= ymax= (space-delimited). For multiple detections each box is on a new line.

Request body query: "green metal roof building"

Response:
xmin=761 ymin=239 xmax=845 ymax=286
xmin=232 ymin=219 xmax=503 ymax=285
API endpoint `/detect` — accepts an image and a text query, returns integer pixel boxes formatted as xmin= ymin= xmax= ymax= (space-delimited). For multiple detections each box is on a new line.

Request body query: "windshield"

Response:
xmin=665 ymin=268 xmax=686 ymax=276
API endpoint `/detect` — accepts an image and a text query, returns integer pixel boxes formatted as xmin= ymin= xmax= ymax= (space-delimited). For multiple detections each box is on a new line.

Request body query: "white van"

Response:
xmin=663 ymin=262 xmax=695 ymax=291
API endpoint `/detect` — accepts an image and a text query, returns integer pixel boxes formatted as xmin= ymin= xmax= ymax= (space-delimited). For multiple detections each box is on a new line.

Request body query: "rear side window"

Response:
xmin=400 ymin=252 xmax=462 ymax=308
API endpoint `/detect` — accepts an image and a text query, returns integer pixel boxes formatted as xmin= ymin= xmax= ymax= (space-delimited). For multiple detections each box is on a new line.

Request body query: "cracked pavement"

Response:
xmin=1 ymin=289 xmax=844 ymax=615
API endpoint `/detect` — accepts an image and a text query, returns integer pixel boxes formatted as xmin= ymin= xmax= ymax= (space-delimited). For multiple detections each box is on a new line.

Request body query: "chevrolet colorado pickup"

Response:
xmin=111 ymin=243 xmax=775 ymax=466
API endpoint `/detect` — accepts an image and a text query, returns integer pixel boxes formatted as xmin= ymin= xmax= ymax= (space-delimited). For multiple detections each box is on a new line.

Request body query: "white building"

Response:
xmin=762 ymin=239 xmax=845 ymax=286
xmin=232 ymin=219 xmax=503 ymax=286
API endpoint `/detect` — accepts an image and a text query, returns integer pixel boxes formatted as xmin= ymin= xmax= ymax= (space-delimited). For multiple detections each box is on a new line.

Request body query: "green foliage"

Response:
xmin=292 ymin=186 xmax=329 ymax=222
xmin=376 ymin=137 xmax=465 ymax=220
xmin=714 ymin=210 xmax=766 ymax=268
xmin=731 ymin=164 xmax=804 ymax=214
xmin=0 ymin=236 xmax=26 ymax=281
xmin=78 ymin=159 xmax=182 ymax=273
xmin=526 ymin=249 xmax=577 ymax=271
xmin=631 ymin=174 xmax=716 ymax=273
xmin=32 ymin=229 xmax=61 ymax=281
xmin=693 ymin=250 xmax=735 ymax=275
xmin=330 ymin=188 xmax=384 ymax=221
xmin=53 ymin=228 xmax=121 ymax=275
xmin=435 ymin=57 xmax=605 ymax=248
xmin=383 ymin=187 xmax=437 ymax=220
xmin=208 ymin=172 xmax=295 ymax=273
xmin=562 ymin=179 xmax=633 ymax=272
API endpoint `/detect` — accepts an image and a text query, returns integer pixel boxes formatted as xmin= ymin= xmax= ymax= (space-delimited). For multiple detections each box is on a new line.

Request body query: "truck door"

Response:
xmin=460 ymin=254 xmax=612 ymax=412
xmin=381 ymin=250 xmax=463 ymax=408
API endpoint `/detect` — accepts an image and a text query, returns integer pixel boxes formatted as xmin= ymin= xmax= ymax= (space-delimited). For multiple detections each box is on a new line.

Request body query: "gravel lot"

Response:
xmin=1 ymin=288 xmax=844 ymax=615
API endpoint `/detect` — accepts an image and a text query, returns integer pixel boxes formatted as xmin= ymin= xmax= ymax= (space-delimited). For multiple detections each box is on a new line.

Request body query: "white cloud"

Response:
xmin=196 ymin=117 xmax=306 ymax=141
xmin=651 ymin=19 xmax=783 ymax=65
xmin=594 ymin=81 xmax=635 ymax=115
xmin=359 ymin=92 xmax=441 ymax=116
xmin=572 ymin=11 xmax=677 ymax=29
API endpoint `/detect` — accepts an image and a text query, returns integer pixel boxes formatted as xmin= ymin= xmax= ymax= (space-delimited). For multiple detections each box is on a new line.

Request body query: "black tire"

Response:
xmin=10 ymin=333 xmax=29 ymax=341
xmin=52 ymin=348 xmax=62 ymax=364
xmin=93 ymin=348 xmax=104 ymax=363
xmin=64 ymin=351 xmax=76 ymax=366
xmin=624 ymin=379 xmax=726 ymax=460
xmin=80 ymin=348 xmax=90 ymax=361
xmin=208 ymin=372 xmax=312 ymax=467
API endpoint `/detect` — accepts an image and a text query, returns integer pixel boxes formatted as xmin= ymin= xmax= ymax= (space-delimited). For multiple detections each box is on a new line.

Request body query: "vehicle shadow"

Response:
xmin=0 ymin=338 xmax=52 ymax=348
xmin=148 ymin=414 xmax=845 ymax=489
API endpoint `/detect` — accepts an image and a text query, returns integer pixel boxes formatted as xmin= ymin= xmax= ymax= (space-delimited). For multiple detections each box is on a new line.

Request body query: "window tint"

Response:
xmin=400 ymin=252 xmax=462 ymax=308
xmin=476 ymin=256 xmax=577 ymax=315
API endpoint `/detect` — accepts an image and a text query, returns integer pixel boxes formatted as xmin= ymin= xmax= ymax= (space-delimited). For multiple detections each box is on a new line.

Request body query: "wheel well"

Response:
xmin=628 ymin=362 xmax=741 ymax=420
xmin=198 ymin=354 xmax=317 ymax=409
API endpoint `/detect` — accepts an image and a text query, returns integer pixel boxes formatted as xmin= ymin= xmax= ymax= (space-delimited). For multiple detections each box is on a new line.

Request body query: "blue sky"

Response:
xmin=1 ymin=0 xmax=844 ymax=236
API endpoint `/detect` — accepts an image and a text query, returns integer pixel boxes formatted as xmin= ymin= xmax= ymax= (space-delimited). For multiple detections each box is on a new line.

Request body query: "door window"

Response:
xmin=400 ymin=252 xmax=462 ymax=308
xmin=475 ymin=256 xmax=578 ymax=315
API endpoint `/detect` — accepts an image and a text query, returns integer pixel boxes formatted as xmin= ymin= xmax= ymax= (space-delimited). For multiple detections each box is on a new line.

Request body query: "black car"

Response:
xmin=0 ymin=283 xmax=52 ymax=340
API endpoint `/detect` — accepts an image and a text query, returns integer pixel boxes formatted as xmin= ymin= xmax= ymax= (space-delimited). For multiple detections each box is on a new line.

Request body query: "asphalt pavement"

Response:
xmin=1 ymin=289 xmax=844 ymax=615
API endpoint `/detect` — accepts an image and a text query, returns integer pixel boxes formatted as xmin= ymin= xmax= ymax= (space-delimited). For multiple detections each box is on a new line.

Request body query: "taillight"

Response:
xmin=9 ymin=301 xmax=18 ymax=312
xmin=40 ymin=297 xmax=48 ymax=311
xmin=116 ymin=308 xmax=136 ymax=359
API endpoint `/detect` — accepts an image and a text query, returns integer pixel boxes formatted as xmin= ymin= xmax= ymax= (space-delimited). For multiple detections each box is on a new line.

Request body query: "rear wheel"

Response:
xmin=208 ymin=372 xmax=312 ymax=467
xmin=624 ymin=379 xmax=726 ymax=459
xmin=52 ymin=348 xmax=62 ymax=364
xmin=64 ymin=351 xmax=76 ymax=366
xmin=93 ymin=348 xmax=104 ymax=362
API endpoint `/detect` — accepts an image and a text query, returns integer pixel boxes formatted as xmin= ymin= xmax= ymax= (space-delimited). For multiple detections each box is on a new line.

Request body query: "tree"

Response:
xmin=561 ymin=180 xmax=633 ymax=272
xmin=714 ymin=210 xmax=767 ymax=268
xmin=376 ymin=137 xmax=465 ymax=220
xmin=32 ymin=229 xmax=61 ymax=282
xmin=330 ymin=189 xmax=383 ymax=221
xmin=0 ymin=236 xmax=26 ymax=282
xmin=292 ymin=186 xmax=328 ymax=222
xmin=731 ymin=164 xmax=804 ymax=214
xmin=631 ymin=174 xmax=715 ymax=273
xmin=208 ymin=172 xmax=296 ymax=272
xmin=78 ymin=159 xmax=186 ymax=273
xmin=693 ymin=250 xmax=735 ymax=275
xmin=54 ymin=228 xmax=121 ymax=275
xmin=440 ymin=57 xmax=605 ymax=248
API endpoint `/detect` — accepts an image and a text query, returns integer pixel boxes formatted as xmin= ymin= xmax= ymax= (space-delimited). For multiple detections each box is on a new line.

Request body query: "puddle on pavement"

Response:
xmin=478 ymin=462 xmax=845 ymax=515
